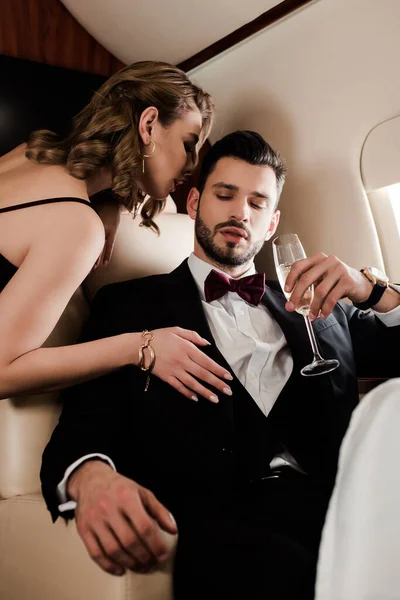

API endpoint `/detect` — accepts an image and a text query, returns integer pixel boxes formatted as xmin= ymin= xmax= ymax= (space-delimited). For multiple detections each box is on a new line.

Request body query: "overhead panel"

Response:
xmin=60 ymin=0 xmax=281 ymax=65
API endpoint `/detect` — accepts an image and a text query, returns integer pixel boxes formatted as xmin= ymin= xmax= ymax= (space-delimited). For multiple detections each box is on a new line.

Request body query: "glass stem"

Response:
xmin=303 ymin=315 xmax=323 ymax=362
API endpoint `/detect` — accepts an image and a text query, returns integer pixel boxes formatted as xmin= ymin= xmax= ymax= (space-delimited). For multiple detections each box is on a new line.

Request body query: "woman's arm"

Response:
xmin=0 ymin=203 xmax=232 ymax=400
xmin=0 ymin=204 xmax=142 ymax=398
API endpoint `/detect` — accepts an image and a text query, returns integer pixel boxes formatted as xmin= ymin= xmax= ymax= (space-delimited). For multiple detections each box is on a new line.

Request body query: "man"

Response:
xmin=41 ymin=131 xmax=400 ymax=600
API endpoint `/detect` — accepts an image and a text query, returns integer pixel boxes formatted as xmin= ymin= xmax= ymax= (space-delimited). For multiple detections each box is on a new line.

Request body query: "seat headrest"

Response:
xmin=84 ymin=211 xmax=194 ymax=302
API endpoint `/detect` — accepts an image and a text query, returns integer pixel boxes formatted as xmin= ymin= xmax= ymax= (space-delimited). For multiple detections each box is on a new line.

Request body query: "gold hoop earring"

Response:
xmin=142 ymin=140 xmax=156 ymax=174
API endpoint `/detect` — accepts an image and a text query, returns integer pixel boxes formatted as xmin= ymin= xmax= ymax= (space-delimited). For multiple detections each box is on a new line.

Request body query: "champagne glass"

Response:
xmin=272 ymin=233 xmax=340 ymax=376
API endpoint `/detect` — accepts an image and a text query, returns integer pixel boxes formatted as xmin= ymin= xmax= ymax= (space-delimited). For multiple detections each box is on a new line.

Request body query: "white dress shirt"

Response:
xmin=315 ymin=379 xmax=400 ymax=600
xmin=57 ymin=255 xmax=400 ymax=513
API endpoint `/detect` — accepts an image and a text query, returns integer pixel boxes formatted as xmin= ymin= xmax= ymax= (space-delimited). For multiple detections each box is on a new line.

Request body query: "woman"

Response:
xmin=0 ymin=61 xmax=232 ymax=402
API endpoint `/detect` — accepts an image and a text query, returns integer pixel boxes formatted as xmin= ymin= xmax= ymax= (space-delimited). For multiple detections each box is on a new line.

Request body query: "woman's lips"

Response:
xmin=170 ymin=179 xmax=185 ymax=193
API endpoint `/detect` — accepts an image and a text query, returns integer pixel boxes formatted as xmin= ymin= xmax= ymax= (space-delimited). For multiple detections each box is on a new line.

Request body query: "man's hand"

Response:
xmin=68 ymin=461 xmax=178 ymax=576
xmin=284 ymin=253 xmax=373 ymax=319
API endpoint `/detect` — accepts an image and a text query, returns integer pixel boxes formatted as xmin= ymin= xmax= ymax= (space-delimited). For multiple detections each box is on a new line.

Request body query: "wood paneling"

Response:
xmin=0 ymin=0 xmax=124 ymax=76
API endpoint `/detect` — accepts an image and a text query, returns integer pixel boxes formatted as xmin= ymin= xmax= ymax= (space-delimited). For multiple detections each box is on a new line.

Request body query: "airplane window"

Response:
xmin=361 ymin=115 xmax=400 ymax=282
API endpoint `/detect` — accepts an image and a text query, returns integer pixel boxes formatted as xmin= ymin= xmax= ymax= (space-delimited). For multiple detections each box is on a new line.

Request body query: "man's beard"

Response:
xmin=195 ymin=212 xmax=264 ymax=267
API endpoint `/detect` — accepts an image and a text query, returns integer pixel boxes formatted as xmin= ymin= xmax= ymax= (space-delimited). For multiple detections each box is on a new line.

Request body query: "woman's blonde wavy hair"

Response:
xmin=25 ymin=61 xmax=214 ymax=231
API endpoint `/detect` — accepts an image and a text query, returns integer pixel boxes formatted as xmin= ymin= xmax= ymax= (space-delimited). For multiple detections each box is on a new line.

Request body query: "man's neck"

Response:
xmin=192 ymin=249 xmax=254 ymax=279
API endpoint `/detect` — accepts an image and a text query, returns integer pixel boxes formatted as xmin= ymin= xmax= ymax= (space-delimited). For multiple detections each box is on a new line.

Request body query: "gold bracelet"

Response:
xmin=138 ymin=330 xmax=155 ymax=391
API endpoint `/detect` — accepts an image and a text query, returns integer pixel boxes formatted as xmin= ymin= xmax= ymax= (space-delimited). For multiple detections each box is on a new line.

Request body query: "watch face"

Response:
xmin=368 ymin=266 xmax=389 ymax=284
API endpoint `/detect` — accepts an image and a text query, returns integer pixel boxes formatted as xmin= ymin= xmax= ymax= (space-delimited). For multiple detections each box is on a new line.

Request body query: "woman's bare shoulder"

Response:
xmin=34 ymin=200 xmax=105 ymax=249
xmin=0 ymin=146 xmax=88 ymax=208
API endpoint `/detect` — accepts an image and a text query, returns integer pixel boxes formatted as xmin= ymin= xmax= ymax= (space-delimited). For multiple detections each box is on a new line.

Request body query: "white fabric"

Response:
xmin=315 ymin=378 xmax=400 ymax=600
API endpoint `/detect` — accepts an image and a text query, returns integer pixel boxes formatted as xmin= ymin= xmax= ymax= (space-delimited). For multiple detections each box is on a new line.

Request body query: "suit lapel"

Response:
xmin=164 ymin=260 xmax=214 ymax=342
xmin=162 ymin=261 xmax=238 ymax=442
xmin=164 ymin=260 xmax=262 ymax=382
xmin=164 ymin=260 xmax=243 ymax=387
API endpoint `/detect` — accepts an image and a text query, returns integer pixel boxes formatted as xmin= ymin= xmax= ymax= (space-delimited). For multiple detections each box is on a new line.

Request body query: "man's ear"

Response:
xmin=187 ymin=188 xmax=200 ymax=221
xmin=265 ymin=210 xmax=280 ymax=241
xmin=138 ymin=106 xmax=159 ymax=145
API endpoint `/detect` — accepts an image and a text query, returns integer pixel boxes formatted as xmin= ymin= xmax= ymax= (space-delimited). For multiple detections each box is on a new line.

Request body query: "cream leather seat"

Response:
xmin=0 ymin=201 xmax=194 ymax=600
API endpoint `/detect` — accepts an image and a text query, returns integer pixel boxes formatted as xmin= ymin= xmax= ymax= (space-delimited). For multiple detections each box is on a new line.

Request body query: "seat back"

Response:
xmin=0 ymin=208 xmax=194 ymax=500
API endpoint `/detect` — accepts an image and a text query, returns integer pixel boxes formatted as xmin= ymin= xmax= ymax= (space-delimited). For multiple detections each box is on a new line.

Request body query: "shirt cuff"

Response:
xmin=57 ymin=453 xmax=116 ymax=514
xmin=373 ymin=284 xmax=400 ymax=327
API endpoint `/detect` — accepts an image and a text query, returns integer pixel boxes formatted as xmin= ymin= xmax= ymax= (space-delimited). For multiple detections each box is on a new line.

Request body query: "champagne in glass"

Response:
xmin=272 ymin=233 xmax=340 ymax=376
xmin=276 ymin=262 xmax=314 ymax=316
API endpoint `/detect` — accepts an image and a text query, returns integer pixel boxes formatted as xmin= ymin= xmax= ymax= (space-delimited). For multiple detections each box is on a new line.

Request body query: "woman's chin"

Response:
xmin=143 ymin=186 xmax=171 ymax=201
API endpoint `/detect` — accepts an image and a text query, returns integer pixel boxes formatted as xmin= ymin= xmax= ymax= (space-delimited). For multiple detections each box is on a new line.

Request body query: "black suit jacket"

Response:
xmin=41 ymin=260 xmax=400 ymax=521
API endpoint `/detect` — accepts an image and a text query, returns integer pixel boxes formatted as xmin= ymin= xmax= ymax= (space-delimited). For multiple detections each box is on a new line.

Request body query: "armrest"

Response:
xmin=0 ymin=494 xmax=175 ymax=600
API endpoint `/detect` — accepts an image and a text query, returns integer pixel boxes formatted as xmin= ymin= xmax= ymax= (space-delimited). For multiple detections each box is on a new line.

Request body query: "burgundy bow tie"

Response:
xmin=204 ymin=269 xmax=266 ymax=306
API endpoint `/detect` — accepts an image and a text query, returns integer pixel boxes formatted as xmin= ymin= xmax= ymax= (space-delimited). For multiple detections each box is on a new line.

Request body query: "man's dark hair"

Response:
xmin=197 ymin=130 xmax=287 ymax=201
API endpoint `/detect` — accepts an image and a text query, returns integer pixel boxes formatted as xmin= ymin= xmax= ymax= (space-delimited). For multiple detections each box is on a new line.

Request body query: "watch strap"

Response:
xmin=353 ymin=280 xmax=387 ymax=310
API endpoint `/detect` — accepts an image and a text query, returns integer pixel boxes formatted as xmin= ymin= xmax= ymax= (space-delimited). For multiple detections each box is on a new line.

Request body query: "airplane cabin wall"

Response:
xmin=190 ymin=0 xmax=400 ymax=278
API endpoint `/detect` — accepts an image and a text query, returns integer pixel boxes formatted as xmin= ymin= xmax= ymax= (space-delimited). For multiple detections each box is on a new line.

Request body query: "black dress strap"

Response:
xmin=0 ymin=197 xmax=93 ymax=214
